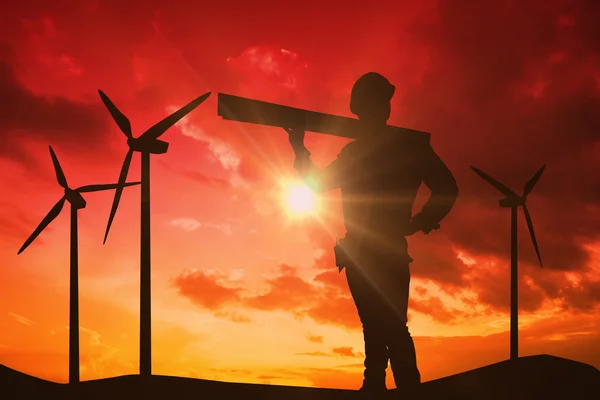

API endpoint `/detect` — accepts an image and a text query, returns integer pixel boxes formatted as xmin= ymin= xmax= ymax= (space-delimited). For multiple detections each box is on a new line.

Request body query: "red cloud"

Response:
xmin=0 ymin=210 xmax=49 ymax=244
xmin=226 ymin=45 xmax=313 ymax=103
xmin=155 ymin=159 xmax=231 ymax=188
xmin=179 ymin=171 xmax=230 ymax=189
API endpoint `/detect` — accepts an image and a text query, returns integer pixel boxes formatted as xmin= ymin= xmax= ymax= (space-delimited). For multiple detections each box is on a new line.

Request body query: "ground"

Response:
xmin=2 ymin=355 xmax=599 ymax=399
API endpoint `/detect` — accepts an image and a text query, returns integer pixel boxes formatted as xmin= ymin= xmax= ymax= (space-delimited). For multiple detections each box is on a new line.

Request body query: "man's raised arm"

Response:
xmin=285 ymin=127 xmax=346 ymax=192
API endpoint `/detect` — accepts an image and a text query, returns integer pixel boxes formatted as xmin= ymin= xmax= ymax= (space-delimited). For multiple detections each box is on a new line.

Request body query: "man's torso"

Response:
xmin=338 ymin=130 xmax=429 ymax=255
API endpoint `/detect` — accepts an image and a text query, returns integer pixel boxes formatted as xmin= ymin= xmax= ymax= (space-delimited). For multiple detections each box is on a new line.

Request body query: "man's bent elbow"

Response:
xmin=446 ymin=179 xmax=459 ymax=207
xmin=449 ymin=179 xmax=459 ymax=199
xmin=433 ymin=178 xmax=459 ymax=209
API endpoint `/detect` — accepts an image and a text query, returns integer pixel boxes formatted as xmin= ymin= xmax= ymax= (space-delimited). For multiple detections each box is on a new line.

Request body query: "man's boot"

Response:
xmin=388 ymin=327 xmax=421 ymax=394
xmin=359 ymin=330 xmax=389 ymax=395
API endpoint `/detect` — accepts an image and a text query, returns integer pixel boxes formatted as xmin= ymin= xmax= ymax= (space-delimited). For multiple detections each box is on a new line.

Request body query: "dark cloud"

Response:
xmin=466 ymin=263 xmax=548 ymax=313
xmin=408 ymin=232 xmax=470 ymax=287
xmin=555 ymin=277 xmax=600 ymax=312
xmin=368 ymin=0 xmax=600 ymax=314
xmin=0 ymin=46 xmax=109 ymax=163
xmin=411 ymin=0 xmax=600 ymax=203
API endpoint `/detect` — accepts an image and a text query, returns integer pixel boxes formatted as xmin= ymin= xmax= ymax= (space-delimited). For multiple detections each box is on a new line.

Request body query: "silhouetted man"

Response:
xmin=285 ymin=72 xmax=459 ymax=395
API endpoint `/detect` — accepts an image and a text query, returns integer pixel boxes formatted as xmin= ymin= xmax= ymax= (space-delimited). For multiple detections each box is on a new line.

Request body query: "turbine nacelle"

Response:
xmin=127 ymin=137 xmax=169 ymax=154
xmin=65 ymin=188 xmax=87 ymax=210
xmin=499 ymin=196 xmax=525 ymax=208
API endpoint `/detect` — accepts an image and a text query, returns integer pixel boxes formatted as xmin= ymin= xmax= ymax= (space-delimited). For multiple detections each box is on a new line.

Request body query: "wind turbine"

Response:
xmin=470 ymin=165 xmax=545 ymax=361
xmin=97 ymin=90 xmax=211 ymax=377
xmin=18 ymin=146 xmax=140 ymax=384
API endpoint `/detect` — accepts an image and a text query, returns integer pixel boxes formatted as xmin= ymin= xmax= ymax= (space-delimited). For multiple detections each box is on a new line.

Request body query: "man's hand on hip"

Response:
xmin=406 ymin=214 xmax=440 ymax=236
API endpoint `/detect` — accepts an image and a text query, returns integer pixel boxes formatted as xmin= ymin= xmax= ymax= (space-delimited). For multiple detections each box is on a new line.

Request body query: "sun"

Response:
xmin=284 ymin=184 xmax=317 ymax=216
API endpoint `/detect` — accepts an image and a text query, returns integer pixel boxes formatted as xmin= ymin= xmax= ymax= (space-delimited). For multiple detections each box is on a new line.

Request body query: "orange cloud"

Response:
xmin=332 ymin=346 xmax=364 ymax=358
xmin=410 ymin=296 xmax=467 ymax=324
xmin=296 ymin=351 xmax=330 ymax=357
xmin=243 ymin=264 xmax=319 ymax=311
xmin=306 ymin=334 xmax=323 ymax=343
xmin=171 ymin=270 xmax=242 ymax=310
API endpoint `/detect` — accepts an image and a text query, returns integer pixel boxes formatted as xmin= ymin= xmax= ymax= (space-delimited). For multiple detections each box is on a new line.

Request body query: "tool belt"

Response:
xmin=333 ymin=234 xmax=414 ymax=272
xmin=333 ymin=236 xmax=359 ymax=273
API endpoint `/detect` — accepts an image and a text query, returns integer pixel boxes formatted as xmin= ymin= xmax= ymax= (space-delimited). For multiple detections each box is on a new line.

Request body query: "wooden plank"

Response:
xmin=217 ymin=93 xmax=429 ymax=140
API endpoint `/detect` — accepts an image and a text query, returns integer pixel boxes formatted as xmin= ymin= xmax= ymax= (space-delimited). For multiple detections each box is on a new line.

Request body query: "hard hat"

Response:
xmin=350 ymin=72 xmax=395 ymax=116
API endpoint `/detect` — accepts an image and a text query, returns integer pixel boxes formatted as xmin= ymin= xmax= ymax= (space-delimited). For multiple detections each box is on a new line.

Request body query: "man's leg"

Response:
xmin=345 ymin=265 xmax=389 ymax=392
xmin=381 ymin=263 xmax=421 ymax=390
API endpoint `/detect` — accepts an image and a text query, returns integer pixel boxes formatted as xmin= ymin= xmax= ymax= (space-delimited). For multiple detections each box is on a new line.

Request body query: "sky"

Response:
xmin=1 ymin=0 xmax=600 ymax=390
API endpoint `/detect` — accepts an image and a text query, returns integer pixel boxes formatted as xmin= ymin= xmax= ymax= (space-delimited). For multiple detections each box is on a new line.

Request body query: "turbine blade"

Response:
xmin=76 ymin=181 xmax=141 ymax=193
xmin=140 ymin=92 xmax=211 ymax=140
xmin=470 ymin=166 xmax=518 ymax=198
xmin=49 ymin=146 xmax=68 ymax=188
xmin=523 ymin=164 xmax=546 ymax=197
xmin=522 ymin=204 xmax=543 ymax=268
xmin=18 ymin=197 xmax=66 ymax=254
xmin=98 ymin=90 xmax=133 ymax=138
xmin=103 ymin=149 xmax=134 ymax=244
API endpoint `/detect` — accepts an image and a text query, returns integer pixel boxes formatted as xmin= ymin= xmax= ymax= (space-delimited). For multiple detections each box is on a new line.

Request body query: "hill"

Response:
xmin=1 ymin=354 xmax=599 ymax=399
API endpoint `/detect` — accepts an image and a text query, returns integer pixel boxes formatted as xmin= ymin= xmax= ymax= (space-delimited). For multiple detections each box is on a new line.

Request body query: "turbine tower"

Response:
xmin=471 ymin=165 xmax=545 ymax=361
xmin=18 ymin=146 xmax=140 ymax=384
xmin=98 ymin=90 xmax=211 ymax=377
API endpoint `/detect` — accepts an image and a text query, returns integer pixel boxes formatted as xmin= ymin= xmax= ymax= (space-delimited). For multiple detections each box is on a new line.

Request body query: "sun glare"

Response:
xmin=285 ymin=184 xmax=316 ymax=216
